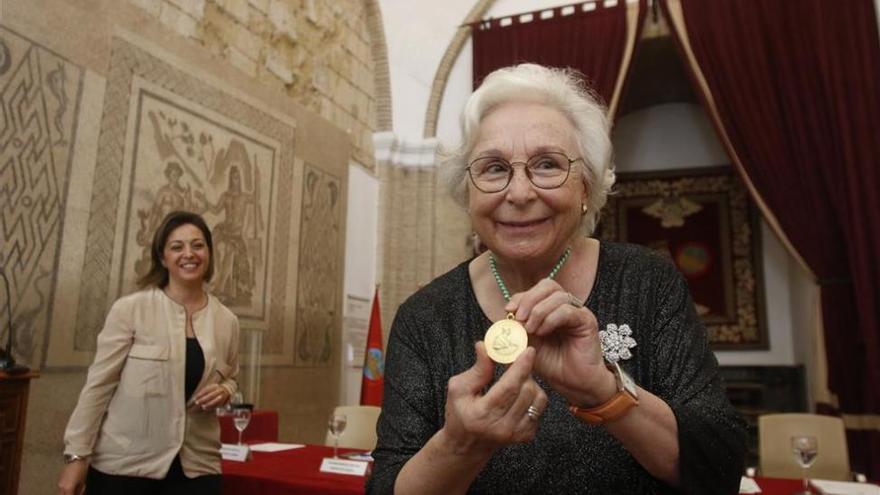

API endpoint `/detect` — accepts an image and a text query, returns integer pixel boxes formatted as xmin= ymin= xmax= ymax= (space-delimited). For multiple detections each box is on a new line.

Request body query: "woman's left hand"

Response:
xmin=190 ymin=383 xmax=230 ymax=411
xmin=506 ymin=278 xmax=614 ymax=406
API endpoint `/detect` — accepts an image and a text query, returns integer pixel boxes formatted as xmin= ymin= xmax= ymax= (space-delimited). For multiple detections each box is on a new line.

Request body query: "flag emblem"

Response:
xmin=364 ymin=347 xmax=384 ymax=380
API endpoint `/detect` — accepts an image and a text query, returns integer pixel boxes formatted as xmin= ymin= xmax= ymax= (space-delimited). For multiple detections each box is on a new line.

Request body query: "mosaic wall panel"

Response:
xmin=122 ymin=79 xmax=278 ymax=322
xmin=0 ymin=27 xmax=83 ymax=367
xmin=294 ymin=163 xmax=343 ymax=367
xmin=49 ymin=36 xmax=306 ymax=366
xmin=9 ymin=2 xmax=350 ymax=491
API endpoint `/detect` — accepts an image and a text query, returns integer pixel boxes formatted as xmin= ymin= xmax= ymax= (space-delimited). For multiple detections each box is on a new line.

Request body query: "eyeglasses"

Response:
xmin=466 ymin=152 xmax=583 ymax=193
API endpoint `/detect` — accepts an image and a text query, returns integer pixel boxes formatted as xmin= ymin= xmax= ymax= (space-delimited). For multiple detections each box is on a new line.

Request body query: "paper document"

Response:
xmin=811 ymin=479 xmax=880 ymax=495
xmin=250 ymin=442 xmax=306 ymax=452
xmin=220 ymin=444 xmax=250 ymax=462
xmin=739 ymin=476 xmax=762 ymax=494
xmin=320 ymin=457 xmax=369 ymax=476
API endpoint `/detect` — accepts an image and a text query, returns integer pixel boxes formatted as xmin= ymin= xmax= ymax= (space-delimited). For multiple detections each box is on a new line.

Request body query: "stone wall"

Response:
xmin=132 ymin=0 xmax=379 ymax=168
xmin=2 ymin=1 xmax=366 ymax=493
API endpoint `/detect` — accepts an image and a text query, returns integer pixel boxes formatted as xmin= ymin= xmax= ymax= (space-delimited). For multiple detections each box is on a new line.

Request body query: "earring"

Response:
xmin=470 ymin=231 xmax=485 ymax=255
xmin=581 ymin=203 xmax=588 ymax=215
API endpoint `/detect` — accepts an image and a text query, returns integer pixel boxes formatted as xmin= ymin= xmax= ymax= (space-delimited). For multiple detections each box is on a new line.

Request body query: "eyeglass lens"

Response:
xmin=468 ymin=152 xmax=574 ymax=193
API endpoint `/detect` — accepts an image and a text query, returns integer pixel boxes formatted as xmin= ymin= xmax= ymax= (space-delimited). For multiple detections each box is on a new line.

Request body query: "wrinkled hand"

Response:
xmin=506 ymin=278 xmax=612 ymax=406
xmin=57 ymin=459 xmax=88 ymax=495
xmin=440 ymin=341 xmax=548 ymax=456
xmin=190 ymin=383 xmax=230 ymax=412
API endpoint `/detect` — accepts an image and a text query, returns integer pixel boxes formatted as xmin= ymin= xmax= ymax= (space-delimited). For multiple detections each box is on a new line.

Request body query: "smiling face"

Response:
xmin=162 ymin=223 xmax=210 ymax=287
xmin=467 ymin=101 xmax=587 ymax=264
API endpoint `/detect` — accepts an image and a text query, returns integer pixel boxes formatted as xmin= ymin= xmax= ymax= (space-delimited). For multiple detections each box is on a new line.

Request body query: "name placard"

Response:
xmin=220 ymin=444 xmax=251 ymax=462
xmin=319 ymin=457 xmax=369 ymax=476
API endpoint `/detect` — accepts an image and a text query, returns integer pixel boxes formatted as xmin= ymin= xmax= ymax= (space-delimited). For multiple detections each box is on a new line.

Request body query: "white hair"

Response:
xmin=439 ymin=63 xmax=615 ymax=234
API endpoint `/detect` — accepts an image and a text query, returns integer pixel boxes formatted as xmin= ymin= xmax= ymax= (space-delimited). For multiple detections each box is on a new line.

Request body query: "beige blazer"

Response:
xmin=63 ymin=288 xmax=239 ymax=479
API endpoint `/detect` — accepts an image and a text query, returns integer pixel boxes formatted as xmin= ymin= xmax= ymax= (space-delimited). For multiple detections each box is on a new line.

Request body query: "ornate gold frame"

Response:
xmin=597 ymin=166 xmax=768 ymax=349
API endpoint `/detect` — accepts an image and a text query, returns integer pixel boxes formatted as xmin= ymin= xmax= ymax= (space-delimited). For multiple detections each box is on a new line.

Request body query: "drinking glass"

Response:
xmin=328 ymin=412 xmax=348 ymax=458
xmin=233 ymin=407 xmax=252 ymax=446
xmin=791 ymin=434 xmax=818 ymax=495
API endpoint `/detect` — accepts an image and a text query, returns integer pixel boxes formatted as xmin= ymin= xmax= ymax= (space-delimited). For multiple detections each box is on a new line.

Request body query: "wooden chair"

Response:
xmin=758 ymin=413 xmax=853 ymax=481
xmin=325 ymin=405 xmax=381 ymax=450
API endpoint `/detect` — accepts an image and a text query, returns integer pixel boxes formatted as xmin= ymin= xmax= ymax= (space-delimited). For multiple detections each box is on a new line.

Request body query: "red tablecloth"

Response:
xmin=223 ymin=448 xmax=810 ymax=495
xmin=223 ymin=444 xmax=367 ymax=495
xmin=753 ymin=477 xmax=813 ymax=494
xmin=218 ymin=409 xmax=279 ymax=444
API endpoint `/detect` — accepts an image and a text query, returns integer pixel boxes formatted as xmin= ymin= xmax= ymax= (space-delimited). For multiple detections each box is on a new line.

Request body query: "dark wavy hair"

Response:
xmin=136 ymin=211 xmax=215 ymax=289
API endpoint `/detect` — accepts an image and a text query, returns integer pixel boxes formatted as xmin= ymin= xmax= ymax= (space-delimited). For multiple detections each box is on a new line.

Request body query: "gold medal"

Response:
xmin=484 ymin=247 xmax=570 ymax=364
xmin=484 ymin=313 xmax=528 ymax=364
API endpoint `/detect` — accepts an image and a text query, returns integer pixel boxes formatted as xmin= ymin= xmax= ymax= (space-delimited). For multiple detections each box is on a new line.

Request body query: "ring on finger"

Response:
xmin=526 ymin=405 xmax=541 ymax=421
xmin=566 ymin=292 xmax=583 ymax=308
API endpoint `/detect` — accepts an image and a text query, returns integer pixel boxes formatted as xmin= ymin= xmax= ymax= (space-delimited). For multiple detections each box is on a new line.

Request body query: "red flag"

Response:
xmin=360 ymin=287 xmax=384 ymax=406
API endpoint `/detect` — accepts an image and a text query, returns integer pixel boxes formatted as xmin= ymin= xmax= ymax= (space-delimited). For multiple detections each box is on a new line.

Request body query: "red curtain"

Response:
xmin=471 ymin=0 xmax=646 ymax=107
xmin=662 ymin=0 xmax=880 ymax=477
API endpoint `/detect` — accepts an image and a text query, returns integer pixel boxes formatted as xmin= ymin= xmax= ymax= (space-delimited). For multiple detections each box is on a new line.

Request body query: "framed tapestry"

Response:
xmin=596 ymin=166 xmax=768 ymax=350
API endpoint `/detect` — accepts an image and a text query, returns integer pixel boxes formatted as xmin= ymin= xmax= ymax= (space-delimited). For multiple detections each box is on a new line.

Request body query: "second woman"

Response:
xmin=58 ymin=210 xmax=240 ymax=495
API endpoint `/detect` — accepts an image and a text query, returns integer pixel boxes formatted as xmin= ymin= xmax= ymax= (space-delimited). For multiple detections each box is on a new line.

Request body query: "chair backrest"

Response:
xmin=758 ymin=413 xmax=850 ymax=480
xmin=325 ymin=405 xmax=381 ymax=451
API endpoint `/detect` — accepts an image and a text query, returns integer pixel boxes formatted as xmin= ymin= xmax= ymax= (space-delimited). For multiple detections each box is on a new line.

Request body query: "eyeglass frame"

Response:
xmin=465 ymin=151 xmax=584 ymax=193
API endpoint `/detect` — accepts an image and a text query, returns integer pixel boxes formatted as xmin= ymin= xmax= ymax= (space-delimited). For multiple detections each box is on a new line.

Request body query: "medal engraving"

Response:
xmin=484 ymin=313 xmax=528 ymax=364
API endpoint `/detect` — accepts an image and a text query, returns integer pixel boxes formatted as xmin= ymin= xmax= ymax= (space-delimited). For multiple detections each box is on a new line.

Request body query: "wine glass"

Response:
xmin=328 ymin=412 xmax=348 ymax=458
xmin=791 ymin=434 xmax=818 ymax=495
xmin=233 ymin=407 xmax=252 ymax=446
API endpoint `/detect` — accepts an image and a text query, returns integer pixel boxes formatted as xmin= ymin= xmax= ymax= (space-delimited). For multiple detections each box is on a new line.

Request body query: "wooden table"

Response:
xmin=223 ymin=451 xmax=823 ymax=495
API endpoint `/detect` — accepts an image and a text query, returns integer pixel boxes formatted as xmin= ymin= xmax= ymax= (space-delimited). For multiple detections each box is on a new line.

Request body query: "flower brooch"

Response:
xmin=600 ymin=323 xmax=636 ymax=363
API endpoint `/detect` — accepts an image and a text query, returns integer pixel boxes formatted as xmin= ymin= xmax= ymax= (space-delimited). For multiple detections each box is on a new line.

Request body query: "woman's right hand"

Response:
xmin=439 ymin=341 xmax=548 ymax=456
xmin=57 ymin=459 xmax=88 ymax=495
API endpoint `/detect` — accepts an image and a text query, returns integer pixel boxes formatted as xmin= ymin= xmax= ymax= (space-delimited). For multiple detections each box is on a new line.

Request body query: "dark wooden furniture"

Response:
xmin=0 ymin=371 xmax=37 ymax=495
xmin=719 ymin=365 xmax=807 ymax=466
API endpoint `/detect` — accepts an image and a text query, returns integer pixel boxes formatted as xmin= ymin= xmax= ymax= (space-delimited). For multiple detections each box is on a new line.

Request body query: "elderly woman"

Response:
xmin=367 ymin=64 xmax=746 ymax=494
xmin=58 ymin=211 xmax=239 ymax=495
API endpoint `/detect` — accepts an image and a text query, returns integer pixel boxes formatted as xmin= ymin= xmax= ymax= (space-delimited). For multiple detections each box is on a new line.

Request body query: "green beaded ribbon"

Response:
xmin=488 ymin=246 xmax=572 ymax=302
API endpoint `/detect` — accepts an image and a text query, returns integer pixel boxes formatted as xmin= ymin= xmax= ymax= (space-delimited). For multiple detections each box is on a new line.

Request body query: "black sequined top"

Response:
xmin=367 ymin=242 xmax=746 ymax=494
xmin=185 ymin=336 xmax=205 ymax=403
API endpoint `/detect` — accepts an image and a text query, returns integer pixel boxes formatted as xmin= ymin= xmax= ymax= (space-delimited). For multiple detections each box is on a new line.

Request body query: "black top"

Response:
xmin=367 ymin=242 xmax=746 ymax=495
xmin=185 ymin=337 xmax=205 ymax=403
